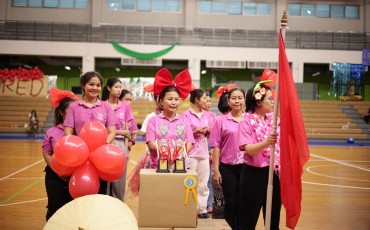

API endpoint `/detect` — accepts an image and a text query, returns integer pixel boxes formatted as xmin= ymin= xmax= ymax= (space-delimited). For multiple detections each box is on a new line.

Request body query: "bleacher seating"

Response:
xmin=0 ymin=97 xmax=52 ymax=134
xmin=0 ymin=96 xmax=369 ymax=141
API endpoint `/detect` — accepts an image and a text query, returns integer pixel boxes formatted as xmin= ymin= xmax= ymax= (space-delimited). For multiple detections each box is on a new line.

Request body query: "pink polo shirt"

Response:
xmin=182 ymin=109 xmax=211 ymax=159
xmin=64 ymin=100 xmax=116 ymax=136
xmin=146 ymin=112 xmax=194 ymax=169
xmin=42 ymin=124 xmax=64 ymax=154
xmin=238 ymin=112 xmax=281 ymax=169
xmin=209 ymin=113 xmax=245 ymax=165
xmin=113 ymin=101 xmax=137 ymax=138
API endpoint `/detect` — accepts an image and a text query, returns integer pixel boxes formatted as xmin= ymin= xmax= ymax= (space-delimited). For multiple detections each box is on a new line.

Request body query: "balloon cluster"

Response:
xmin=51 ymin=121 xmax=126 ymax=199
xmin=0 ymin=66 xmax=44 ymax=82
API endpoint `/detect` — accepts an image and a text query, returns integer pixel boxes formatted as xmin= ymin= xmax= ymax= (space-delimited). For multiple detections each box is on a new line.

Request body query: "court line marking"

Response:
xmin=310 ymin=153 xmax=370 ymax=172
xmin=303 ymin=181 xmax=370 ymax=190
xmin=0 ymin=198 xmax=47 ymax=207
xmin=306 ymin=165 xmax=370 ymax=182
xmin=0 ymin=177 xmax=44 ymax=205
xmin=0 ymin=159 xmax=44 ymax=181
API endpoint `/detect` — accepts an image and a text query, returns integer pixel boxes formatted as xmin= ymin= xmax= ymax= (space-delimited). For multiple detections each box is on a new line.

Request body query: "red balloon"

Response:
xmin=79 ymin=121 xmax=108 ymax=153
xmin=96 ymin=167 xmax=125 ymax=182
xmin=90 ymin=144 xmax=126 ymax=175
xmin=50 ymin=155 xmax=77 ymax=176
xmin=54 ymin=135 xmax=89 ymax=167
xmin=69 ymin=161 xmax=100 ymax=199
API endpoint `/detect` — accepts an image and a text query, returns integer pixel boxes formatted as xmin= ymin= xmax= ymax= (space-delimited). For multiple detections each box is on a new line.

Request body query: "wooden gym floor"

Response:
xmin=0 ymin=140 xmax=369 ymax=230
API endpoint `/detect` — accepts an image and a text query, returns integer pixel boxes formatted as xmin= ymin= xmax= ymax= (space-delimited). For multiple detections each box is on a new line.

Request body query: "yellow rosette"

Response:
xmin=183 ymin=176 xmax=198 ymax=205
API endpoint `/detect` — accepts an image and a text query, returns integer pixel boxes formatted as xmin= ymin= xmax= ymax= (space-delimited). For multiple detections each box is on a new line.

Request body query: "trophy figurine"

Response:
xmin=156 ymin=139 xmax=170 ymax=173
xmin=173 ymin=139 xmax=187 ymax=173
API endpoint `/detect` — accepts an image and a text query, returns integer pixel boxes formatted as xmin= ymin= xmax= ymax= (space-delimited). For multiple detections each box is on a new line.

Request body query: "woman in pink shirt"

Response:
xmin=64 ymin=71 xmax=116 ymax=194
xmin=42 ymin=87 xmax=79 ymax=220
xmin=102 ymin=77 xmax=136 ymax=201
xmin=146 ymin=68 xmax=194 ymax=169
xmin=238 ymin=82 xmax=281 ymax=230
xmin=182 ymin=88 xmax=212 ymax=219
xmin=210 ymin=87 xmax=245 ymax=229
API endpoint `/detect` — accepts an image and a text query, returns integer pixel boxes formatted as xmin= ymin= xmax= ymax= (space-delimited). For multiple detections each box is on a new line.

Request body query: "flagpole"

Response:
xmin=264 ymin=11 xmax=287 ymax=230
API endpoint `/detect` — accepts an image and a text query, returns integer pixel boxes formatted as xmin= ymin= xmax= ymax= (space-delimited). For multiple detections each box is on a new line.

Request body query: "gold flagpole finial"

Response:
xmin=281 ymin=11 xmax=288 ymax=27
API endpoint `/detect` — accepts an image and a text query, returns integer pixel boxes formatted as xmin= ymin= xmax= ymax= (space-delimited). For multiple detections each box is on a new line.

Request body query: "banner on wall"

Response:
xmin=0 ymin=76 xmax=49 ymax=97
xmin=362 ymin=48 xmax=370 ymax=66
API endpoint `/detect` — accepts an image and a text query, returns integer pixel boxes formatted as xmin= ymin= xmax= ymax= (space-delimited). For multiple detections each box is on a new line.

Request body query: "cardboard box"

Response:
xmin=174 ymin=219 xmax=231 ymax=230
xmin=139 ymin=228 xmax=173 ymax=230
xmin=139 ymin=169 xmax=198 ymax=228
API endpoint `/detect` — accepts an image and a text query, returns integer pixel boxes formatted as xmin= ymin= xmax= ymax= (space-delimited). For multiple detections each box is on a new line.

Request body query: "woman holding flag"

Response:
xmin=238 ymin=81 xmax=281 ymax=230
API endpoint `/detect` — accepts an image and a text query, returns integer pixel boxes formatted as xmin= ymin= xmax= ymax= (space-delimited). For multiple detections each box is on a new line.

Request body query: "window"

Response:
xmin=257 ymin=3 xmax=270 ymax=15
xmin=243 ymin=3 xmax=256 ymax=15
xmin=345 ymin=5 xmax=359 ymax=19
xmin=228 ymin=1 xmax=242 ymax=15
xmin=137 ymin=0 xmax=150 ymax=12
xmin=29 ymin=0 xmax=42 ymax=7
xmin=107 ymin=0 xmax=180 ymax=12
xmin=288 ymin=4 xmax=301 ymax=16
xmin=213 ymin=1 xmax=227 ymax=14
xmin=122 ymin=0 xmax=134 ymax=10
xmin=302 ymin=4 xmax=315 ymax=17
xmin=198 ymin=0 xmax=212 ymax=13
xmin=288 ymin=3 xmax=358 ymax=19
xmin=316 ymin=4 xmax=330 ymax=18
xmin=12 ymin=0 xmax=88 ymax=8
xmin=44 ymin=0 xmax=58 ymax=8
xmin=332 ymin=5 xmax=345 ymax=18
xmin=60 ymin=0 xmax=74 ymax=8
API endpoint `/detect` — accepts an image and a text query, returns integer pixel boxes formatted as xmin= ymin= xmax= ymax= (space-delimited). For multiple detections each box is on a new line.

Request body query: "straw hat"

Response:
xmin=44 ymin=194 xmax=138 ymax=230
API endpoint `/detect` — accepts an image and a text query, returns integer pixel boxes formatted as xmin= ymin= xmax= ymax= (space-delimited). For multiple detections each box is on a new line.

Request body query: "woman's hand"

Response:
xmin=265 ymin=132 xmax=278 ymax=146
xmin=212 ymin=169 xmax=222 ymax=189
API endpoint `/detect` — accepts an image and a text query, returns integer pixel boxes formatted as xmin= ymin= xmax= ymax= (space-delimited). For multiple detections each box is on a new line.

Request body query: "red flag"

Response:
xmin=278 ymin=29 xmax=310 ymax=229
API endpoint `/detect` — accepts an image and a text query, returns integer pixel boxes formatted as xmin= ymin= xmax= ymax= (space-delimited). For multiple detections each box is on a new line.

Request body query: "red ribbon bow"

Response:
xmin=50 ymin=87 xmax=80 ymax=108
xmin=260 ymin=68 xmax=277 ymax=99
xmin=216 ymin=83 xmax=237 ymax=99
xmin=144 ymin=84 xmax=154 ymax=93
xmin=154 ymin=68 xmax=192 ymax=100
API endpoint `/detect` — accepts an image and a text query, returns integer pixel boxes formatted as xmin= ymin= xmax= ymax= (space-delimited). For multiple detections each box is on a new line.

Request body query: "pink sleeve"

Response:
xmin=209 ymin=116 xmax=221 ymax=148
xmin=124 ymin=104 xmax=135 ymax=122
xmin=63 ymin=102 xmax=76 ymax=129
xmin=105 ymin=103 xmax=116 ymax=128
xmin=145 ymin=116 xmax=157 ymax=143
xmin=184 ymin=119 xmax=195 ymax=144
xmin=129 ymin=119 xmax=138 ymax=132
xmin=238 ymin=119 xmax=253 ymax=149
xmin=42 ymin=130 xmax=52 ymax=153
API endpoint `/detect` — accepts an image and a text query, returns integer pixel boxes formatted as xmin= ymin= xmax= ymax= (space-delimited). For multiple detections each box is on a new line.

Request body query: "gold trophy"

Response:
xmin=156 ymin=139 xmax=170 ymax=173
xmin=173 ymin=139 xmax=187 ymax=173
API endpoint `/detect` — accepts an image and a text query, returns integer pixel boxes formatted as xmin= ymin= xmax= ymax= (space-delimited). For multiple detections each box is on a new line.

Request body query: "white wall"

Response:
xmin=0 ymin=40 xmax=362 ymax=84
xmin=2 ymin=0 xmax=367 ymax=32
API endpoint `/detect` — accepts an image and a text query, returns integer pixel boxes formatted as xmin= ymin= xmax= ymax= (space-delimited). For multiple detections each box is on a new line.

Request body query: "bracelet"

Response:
xmin=129 ymin=139 xmax=135 ymax=145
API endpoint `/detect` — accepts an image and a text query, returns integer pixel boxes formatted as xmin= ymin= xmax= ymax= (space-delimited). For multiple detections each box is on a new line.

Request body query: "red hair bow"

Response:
xmin=144 ymin=84 xmax=154 ymax=93
xmin=50 ymin=87 xmax=80 ymax=108
xmin=216 ymin=83 xmax=237 ymax=99
xmin=154 ymin=68 xmax=192 ymax=100
xmin=260 ymin=68 xmax=277 ymax=99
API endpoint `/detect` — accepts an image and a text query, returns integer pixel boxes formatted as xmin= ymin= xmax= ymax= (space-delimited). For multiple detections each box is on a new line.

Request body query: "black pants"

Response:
xmin=44 ymin=166 xmax=73 ymax=221
xmin=219 ymin=163 xmax=243 ymax=230
xmin=45 ymin=166 xmax=107 ymax=221
xmin=238 ymin=164 xmax=281 ymax=230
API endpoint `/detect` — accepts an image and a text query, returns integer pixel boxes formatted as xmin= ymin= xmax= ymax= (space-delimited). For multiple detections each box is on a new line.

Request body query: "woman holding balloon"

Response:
xmin=145 ymin=68 xmax=194 ymax=170
xmin=64 ymin=71 xmax=116 ymax=194
xmin=102 ymin=77 xmax=136 ymax=201
xmin=42 ymin=87 xmax=79 ymax=220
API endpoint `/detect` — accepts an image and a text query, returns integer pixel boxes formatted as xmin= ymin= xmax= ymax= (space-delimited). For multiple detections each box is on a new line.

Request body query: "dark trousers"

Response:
xmin=44 ymin=166 xmax=73 ymax=221
xmin=219 ymin=163 xmax=243 ymax=230
xmin=239 ymin=164 xmax=281 ymax=230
